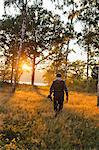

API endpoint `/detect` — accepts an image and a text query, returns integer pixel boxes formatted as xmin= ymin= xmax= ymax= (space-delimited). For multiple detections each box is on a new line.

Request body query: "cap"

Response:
xmin=56 ymin=73 xmax=62 ymax=77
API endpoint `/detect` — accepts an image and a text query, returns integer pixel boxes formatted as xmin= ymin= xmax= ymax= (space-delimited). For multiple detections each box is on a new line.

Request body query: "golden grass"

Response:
xmin=0 ymin=86 xmax=99 ymax=149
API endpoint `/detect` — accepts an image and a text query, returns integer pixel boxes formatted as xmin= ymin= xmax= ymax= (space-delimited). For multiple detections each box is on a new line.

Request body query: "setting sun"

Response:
xmin=22 ymin=64 xmax=31 ymax=71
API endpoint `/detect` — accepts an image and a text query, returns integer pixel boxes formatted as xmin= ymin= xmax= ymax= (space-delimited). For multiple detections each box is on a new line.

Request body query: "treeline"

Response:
xmin=0 ymin=0 xmax=99 ymax=92
xmin=43 ymin=0 xmax=99 ymax=92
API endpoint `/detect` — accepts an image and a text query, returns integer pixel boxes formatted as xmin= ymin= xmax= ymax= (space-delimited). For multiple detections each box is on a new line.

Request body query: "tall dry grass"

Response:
xmin=0 ymin=85 xmax=99 ymax=149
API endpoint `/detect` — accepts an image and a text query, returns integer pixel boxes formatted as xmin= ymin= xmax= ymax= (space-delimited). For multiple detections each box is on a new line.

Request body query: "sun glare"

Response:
xmin=22 ymin=64 xmax=31 ymax=71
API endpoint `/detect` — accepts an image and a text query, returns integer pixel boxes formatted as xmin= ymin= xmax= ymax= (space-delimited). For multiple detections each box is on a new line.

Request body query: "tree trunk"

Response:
xmin=87 ymin=45 xmax=90 ymax=80
xmin=65 ymin=1 xmax=74 ymax=80
xmin=97 ymin=65 xmax=99 ymax=106
xmin=31 ymin=55 xmax=36 ymax=86
xmin=86 ymin=45 xmax=90 ymax=91
xmin=12 ymin=6 xmax=26 ymax=92
xmin=65 ymin=40 xmax=69 ymax=80
xmin=2 ymin=72 xmax=5 ymax=83
xmin=11 ymin=56 xmax=14 ymax=84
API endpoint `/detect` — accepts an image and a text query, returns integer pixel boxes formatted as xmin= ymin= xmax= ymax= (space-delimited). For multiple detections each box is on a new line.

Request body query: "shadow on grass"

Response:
xmin=33 ymin=86 xmax=47 ymax=98
xmin=0 ymin=92 xmax=14 ymax=105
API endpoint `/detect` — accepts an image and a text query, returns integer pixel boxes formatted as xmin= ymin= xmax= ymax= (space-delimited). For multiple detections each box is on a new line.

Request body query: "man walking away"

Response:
xmin=48 ymin=73 xmax=68 ymax=117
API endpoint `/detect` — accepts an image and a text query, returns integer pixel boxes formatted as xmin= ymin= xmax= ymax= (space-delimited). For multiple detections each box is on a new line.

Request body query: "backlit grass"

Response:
xmin=0 ymin=85 xmax=99 ymax=149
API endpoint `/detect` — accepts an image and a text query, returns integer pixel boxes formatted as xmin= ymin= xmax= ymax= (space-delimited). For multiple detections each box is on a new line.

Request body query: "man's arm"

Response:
xmin=47 ymin=82 xmax=54 ymax=101
xmin=64 ymin=81 xmax=68 ymax=102
xmin=50 ymin=82 xmax=54 ymax=95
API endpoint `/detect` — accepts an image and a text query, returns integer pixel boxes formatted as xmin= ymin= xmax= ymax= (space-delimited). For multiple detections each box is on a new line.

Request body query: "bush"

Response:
xmin=67 ymin=78 xmax=97 ymax=93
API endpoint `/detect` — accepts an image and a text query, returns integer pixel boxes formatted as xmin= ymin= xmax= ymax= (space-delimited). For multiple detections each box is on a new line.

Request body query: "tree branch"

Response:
xmin=14 ymin=2 xmax=22 ymax=11
xmin=35 ymin=52 xmax=54 ymax=65
xmin=27 ymin=0 xmax=32 ymax=5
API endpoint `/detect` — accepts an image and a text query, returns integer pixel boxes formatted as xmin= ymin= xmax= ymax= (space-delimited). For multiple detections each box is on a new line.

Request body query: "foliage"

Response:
xmin=0 ymin=6 xmax=69 ymax=85
xmin=0 ymin=0 xmax=98 ymax=90
xmin=67 ymin=78 xmax=97 ymax=93
xmin=76 ymin=0 xmax=99 ymax=79
xmin=68 ymin=60 xmax=86 ymax=80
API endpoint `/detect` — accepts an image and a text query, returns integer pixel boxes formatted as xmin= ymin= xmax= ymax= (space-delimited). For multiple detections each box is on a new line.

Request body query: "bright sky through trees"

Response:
xmin=22 ymin=64 xmax=32 ymax=71
xmin=0 ymin=0 xmax=86 ymax=63
xmin=0 ymin=0 xmax=91 ymax=84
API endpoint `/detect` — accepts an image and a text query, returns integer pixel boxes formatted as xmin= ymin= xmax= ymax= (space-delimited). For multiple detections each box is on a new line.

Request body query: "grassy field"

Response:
xmin=0 ymin=85 xmax=99 ymax=150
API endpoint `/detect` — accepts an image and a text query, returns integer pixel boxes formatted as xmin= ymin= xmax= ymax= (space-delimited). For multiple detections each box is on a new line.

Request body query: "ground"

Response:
xmin=0 ymin=85 xmax=99 ymax=150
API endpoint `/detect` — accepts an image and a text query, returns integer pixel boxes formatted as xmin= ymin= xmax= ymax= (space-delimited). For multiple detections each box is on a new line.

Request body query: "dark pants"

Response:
xmin=54 ymin=99 xmax=64 ymax=112
xmin=53 ymin=92 xmax=64 ymax=112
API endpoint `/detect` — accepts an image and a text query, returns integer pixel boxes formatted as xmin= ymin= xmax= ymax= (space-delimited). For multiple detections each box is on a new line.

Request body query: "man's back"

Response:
xmin=50 ymin=78 xmax=68 ymax=100
xmin=52 ymin=79 xmax=66 ymax=92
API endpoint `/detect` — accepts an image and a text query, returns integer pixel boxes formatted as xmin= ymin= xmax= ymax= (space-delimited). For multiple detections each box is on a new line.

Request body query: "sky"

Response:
xmin=0 ymin=0 xmax=87 ymax=84
xmin=0 ymin=1 xmax=4 ymax=18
